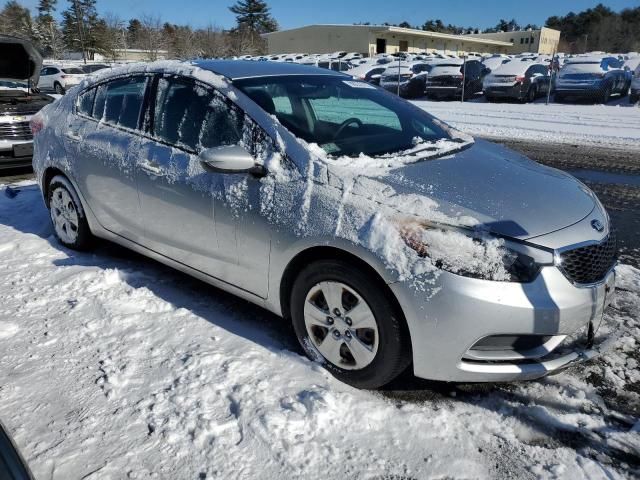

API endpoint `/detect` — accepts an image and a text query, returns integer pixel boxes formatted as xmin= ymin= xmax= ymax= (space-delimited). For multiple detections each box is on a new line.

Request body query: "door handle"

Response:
xmin=140 ymin=159 xmax=162 ymax=176
xmin=65 ymin=131 xmax=82 ymax=141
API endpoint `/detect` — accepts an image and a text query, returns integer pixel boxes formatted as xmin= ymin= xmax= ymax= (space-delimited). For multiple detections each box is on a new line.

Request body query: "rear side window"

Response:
xmin=153 ymin=77 xmax=243 ymax=152
xmin=76 ymin=88 xmax=96 ymax=116
xmin=93 ymin=76 xmax=148 ymax=130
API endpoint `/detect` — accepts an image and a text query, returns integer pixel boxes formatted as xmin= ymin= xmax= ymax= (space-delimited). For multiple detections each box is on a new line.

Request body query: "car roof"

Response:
xmin=565 ymin=56 xmax=609 ymax=63
xmin=193 ymin=59 xmax=347 ymax=80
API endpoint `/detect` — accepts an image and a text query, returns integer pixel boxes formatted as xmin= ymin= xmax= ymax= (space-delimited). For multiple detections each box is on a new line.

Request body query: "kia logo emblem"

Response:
xmin=591 ymin=219 xmax=605 ymax=232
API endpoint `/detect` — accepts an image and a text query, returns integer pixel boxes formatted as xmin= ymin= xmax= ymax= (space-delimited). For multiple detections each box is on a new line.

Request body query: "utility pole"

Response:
xmin=461 ymin=54 xmax=467 ymax=102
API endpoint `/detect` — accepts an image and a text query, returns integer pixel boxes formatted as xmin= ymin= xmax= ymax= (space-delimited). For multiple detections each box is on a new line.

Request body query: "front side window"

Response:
xmin=93 ymin=76 xmax=148 ymax=130
xmin=235 ymin=76 xmax=452 ymax=158
xmin=153 ymin=77 xmax=242 ymax=152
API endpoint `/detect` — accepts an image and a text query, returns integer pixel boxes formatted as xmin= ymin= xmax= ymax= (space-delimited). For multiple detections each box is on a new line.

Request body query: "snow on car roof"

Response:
xmin=565 ymin=56 xmax=609 ymax=64
xmin=490 ymin=61 xmax=546 ymax=75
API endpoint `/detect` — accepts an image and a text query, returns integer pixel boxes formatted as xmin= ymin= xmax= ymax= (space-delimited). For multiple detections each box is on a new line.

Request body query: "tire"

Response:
xmin=54 ymin=82 xmax=65 ymax=94
xmin=290 ymin=259 xmax=411 ymax=389
xmin=525 ymin=85 xmax=538 ymax=103
xmin=47 ymin=175 xmax=92 ymax=250
xmin=600 ymin=85 xmax=611 ymax=104
xmin=630 ymin=93 xmax=639 ymax=104
xmin=620 ymin=82 xmax=630 ymax=98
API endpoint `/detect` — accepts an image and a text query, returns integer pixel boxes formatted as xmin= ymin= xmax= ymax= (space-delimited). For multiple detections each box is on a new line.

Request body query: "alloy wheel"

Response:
xmin=303 ymin=281 xmax=379 ymax=370
xmin=50 ymin=187 xmax=79 ymax=244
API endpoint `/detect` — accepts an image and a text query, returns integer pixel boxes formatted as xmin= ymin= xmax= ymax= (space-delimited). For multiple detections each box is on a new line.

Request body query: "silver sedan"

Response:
xmin=32 ymin=60 xmax=616 ymax=388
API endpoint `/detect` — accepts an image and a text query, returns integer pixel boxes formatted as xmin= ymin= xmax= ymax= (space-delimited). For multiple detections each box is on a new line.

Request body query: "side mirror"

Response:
xmin=199 ymin=144 xmax=263 ymax=175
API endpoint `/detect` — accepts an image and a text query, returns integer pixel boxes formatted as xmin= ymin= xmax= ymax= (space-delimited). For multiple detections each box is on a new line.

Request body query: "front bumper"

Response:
xmin=390 ymin=266 xmax=615 ymax=382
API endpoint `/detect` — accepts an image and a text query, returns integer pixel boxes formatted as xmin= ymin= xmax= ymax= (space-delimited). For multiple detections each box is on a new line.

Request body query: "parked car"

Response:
xmin=482 ymin=55 xmax=511 ymax=73
xmin=379 ymin=62 xmax=432 ymax=97
xmin=38 ymin=64 xmax=87 ymax=94
xmin=630 ymin=61 xmax=640 ymax=103
xmin=555 ymin=56 xmax=629 ymax=103
xmin=81 ymin=63 xmax=111 ymax=74
xmin=483 ymin=62 xmax=552 ymax=103
xmin=0 ymin=35 xmax=54 ymax=169
xmin=425 ymin=59 xmax=488 ymax=100
xmin=348 ymin=64 xmax=388 ymax=85
xmin=0 ymin=420 xmax=34 ymax=480
xmin=32 ymin=61 xmax=617 ymax=389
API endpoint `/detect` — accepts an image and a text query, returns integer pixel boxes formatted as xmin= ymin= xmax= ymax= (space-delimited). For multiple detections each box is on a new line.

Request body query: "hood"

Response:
xmin=365 ymin=139 xmax=596 ymax=240
xmin=0 ymin=35 xmax=43 ymax=85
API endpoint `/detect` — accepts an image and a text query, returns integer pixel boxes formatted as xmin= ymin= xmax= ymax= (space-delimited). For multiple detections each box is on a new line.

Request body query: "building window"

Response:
xmin=510 ymin=38 xmax=514 ymax=43
xmin=520 ymin=38 xmax=524 ymax=44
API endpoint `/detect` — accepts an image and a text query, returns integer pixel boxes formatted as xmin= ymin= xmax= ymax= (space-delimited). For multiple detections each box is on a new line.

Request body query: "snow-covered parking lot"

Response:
xmin=0 ymin=177 xmax=639 ymax=478
xmin=412 ymin=99 xmax=640 ymax=151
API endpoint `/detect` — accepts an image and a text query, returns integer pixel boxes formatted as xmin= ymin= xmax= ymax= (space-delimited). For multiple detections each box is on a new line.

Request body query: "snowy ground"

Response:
xmin=412 ymin=99 xmax=640 ymax=151
xmin=0 ymin=181 xmax=639 ymax=479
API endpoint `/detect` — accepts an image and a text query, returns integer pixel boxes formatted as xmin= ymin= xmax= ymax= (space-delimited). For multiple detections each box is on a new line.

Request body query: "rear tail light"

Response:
xmin=60 ymin=75 xmax=67 ymax=79
xmin=30 ymin=115 xmax=44 ymax=135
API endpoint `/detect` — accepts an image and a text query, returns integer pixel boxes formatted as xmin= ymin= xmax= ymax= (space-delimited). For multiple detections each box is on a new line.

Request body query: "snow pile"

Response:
xmin=0 ymin=182 xmax=638 ymax=479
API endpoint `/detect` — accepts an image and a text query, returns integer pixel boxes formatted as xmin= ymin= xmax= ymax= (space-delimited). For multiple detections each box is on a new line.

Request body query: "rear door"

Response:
xmin=69 ymin=75 xmax=151 ymax=242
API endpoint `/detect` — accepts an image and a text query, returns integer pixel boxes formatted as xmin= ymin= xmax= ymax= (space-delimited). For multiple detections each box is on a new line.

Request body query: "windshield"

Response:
xmin=234 ymin=75 xmax=452 ymax=158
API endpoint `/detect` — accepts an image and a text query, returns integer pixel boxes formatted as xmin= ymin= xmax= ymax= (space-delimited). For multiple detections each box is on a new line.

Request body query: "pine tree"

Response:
xmin=0 ymin=1 xmax=35 ymax=39
xmin=35 ymin=0 xmax=63 ymax=58
xmin=229 ymin=0 xmax=278 ymax=34
xmin=61 ymin=0 xmax=104 ymax=60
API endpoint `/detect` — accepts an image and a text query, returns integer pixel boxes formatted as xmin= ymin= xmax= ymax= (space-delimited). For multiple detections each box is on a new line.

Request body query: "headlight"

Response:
xmin=397 ymin=219 xmax=543 ymax=283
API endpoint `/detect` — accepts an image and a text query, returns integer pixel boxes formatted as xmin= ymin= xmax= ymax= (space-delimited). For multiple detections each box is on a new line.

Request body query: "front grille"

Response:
xmin=558 ymin=231 xmax=617 ymax=284
xmin=0 ymin=121 xmax=32 ymax=141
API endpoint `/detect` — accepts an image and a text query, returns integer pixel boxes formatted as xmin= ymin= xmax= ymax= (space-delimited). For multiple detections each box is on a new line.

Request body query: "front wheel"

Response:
xmin=630 ymin=93 xmax=639 ymax=104
xmin=290 ymin=260 xmax=411 ymax=389
xmin=48 ymin=176 xmax=92 ymax=250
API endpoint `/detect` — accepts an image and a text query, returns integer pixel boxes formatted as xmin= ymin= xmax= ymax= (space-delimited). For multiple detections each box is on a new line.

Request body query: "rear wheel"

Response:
xmin=630 ymin=92 xmax=639 ymax=104
xmin=620 ymin=82 xmax=630 ymax=97
xmin=54 ymin=82 xmax=65 ymax=95
xmin=525 ymin=84 xmax=538 ymax=103
xmin=600 ymin=85 xmax=612 ymax=104
xmin=290 ymin=259 xmax=411 ymax=389
xmin=48 ymin=176 xmax=92 ymax=250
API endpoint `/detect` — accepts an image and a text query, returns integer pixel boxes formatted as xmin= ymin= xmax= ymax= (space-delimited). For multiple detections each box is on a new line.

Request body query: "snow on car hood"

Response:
xmin=0 ymin=35 xmax=42 ymax=85
xmin=328 ymin=139 xmax=596 ymax=241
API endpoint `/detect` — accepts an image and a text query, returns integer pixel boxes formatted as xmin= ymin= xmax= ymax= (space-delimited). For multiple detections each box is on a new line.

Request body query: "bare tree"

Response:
xmin=140 ymin=14 xmax=165 ymax=60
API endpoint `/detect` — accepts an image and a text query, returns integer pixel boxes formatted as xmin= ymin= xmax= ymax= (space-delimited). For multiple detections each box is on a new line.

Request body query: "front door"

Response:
xmin=376 ymin=38 xmax=386 ymax=54
xmin=136 ymin=76 xmax=270 ymax=297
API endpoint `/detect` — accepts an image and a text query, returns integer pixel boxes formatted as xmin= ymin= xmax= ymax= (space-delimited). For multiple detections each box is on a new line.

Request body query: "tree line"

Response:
xmin=1 ymin=1 xmax=638 ymax=60
xmin=0 ymin=0 xmax=278 ymax=60
xmin=362 ymin=3 xmax=640 ymax=53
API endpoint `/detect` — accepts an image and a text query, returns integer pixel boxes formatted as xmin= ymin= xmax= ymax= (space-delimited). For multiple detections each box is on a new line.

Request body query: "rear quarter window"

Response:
xmin=76 ymin=88 xmax=96 ymax=116
xmin=93 ymin=76 xmax=149 ymax=130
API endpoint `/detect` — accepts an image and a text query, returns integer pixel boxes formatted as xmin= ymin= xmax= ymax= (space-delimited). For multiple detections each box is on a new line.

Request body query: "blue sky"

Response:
xmin=18 ymin=0 xmax=639 ymax=29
